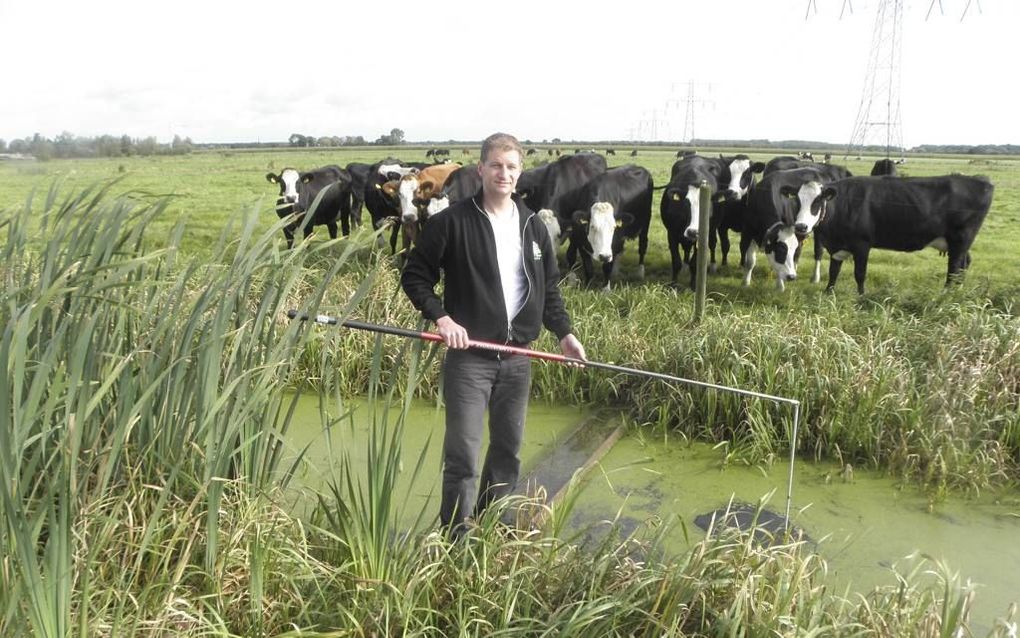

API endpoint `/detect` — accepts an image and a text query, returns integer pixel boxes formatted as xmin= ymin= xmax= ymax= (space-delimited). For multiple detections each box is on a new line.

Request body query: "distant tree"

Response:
xmin=171 ymin=134 xmax=193 ymax=154
xmin=551 ymin=137 xmax=561 ymax=144
xmin=0 ymin=139 xmax=6 ymax=153
xmin=121 ymin=135 xmax=134 ymax=156
xmin=390 ymin=128 xmax=405 ymax=144
xmin=289 ymin=133 xmax=308 ymax=147
xmin=29 ymin=133 xmax=55 ymax=161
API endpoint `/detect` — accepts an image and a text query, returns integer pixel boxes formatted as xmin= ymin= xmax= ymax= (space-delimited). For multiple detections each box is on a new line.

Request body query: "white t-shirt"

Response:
xmin=482 ymin=202 xmax=527 ymax=323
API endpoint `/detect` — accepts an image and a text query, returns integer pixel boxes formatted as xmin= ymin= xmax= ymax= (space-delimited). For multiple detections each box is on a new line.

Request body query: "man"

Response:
xmin=401 ymin=132 xmax=587 ymax=537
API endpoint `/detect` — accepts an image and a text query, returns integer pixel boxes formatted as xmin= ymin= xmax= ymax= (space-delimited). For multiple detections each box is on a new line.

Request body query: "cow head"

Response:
xmin=573 ymin=202 xmax=632 ymax=263
xmin=786 ymin=182 xmax=836 ymax=237
xmin=720 ymin=154 xmax=766 ymax=201
xmin=396 ymin=175 xmax=421 ymax=223
xmin=266 ymin=168 xmax=301 ymax=209
xmin=763 ymin=223 xmax=799 ymax=287
xmin=663 ymin=156 xmax=723 ymax=241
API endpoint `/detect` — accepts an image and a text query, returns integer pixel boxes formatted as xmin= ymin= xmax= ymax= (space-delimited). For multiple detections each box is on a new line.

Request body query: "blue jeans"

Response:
xmin=440 ymin=349 xmax=532 ymax=529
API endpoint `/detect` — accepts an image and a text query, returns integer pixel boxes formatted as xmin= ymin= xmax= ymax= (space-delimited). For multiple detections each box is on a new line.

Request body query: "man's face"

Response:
xmin=478 ymin=148 xmax=522 ymax=199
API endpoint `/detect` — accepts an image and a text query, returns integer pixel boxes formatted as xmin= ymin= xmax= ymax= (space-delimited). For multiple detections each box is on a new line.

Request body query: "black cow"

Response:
xmin=526 ymin=148 xmax=538 ymax=156
xmin=870 ymin=158 xmax=899 ymax=176
xmin=676 ymin=149 xmax=697 ymax=159
xmin=605 ymin=148 xmax=616 ymax=156
xmin=516 ymin=153 xmax=608 ymax=248
xmin=630 ymin=149 xmax=638 ymax=157
xmin=802 ymin=175 xmax=994 ymax=293
xmin=764 ymin=156 xmax=853 ymax=180
xmin=265 ymin=165 xmax=353 ymax=248
xmin=440 ymin=164 xmax=483 ymax=205
xmin=344 ymin=161 xmax=372 ymax=229
xmin=565 ymin=164 xmax=653 ymax=289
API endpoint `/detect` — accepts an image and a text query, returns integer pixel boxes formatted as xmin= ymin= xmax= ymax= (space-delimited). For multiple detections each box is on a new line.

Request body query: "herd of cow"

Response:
xmin=265 ymin=151 xmax=994 ymax=294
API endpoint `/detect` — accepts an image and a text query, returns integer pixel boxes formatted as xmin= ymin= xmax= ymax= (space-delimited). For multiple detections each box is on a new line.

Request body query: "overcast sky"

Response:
xmin=1 ymin=0 xmax=1014 ymax=147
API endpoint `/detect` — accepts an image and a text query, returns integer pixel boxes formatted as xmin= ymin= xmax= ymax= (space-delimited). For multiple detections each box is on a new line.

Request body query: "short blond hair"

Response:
xmin=480 ymin=132 xmax=524 ymax=163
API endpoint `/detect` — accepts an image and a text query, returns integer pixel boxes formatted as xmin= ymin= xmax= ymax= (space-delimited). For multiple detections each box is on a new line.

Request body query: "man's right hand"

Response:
xmin=436 ymin=316 xmax=469 ymax=349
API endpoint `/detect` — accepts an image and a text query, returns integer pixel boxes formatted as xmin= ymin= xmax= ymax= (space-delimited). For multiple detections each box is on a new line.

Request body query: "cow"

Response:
xmin=630 ymin=149 xmax=638 ymax=157
xmin=740 ymin=167 xmax=833 ymax=290
xmin=798 ymin=151 xmax=815 ymax=161
xmin=440 ymin=164 xmax=483 ymax=205
xmin=380 ymin=162 xmax=461 ymax=255
xmin=795 ymin=175 xmax=994 ymax=293
xmin=605 ymin=148 xmax=616 ymax=156
xmin=676 ymin=149 xmax=697 ymax=159
xmin=344 ymin=161 xmax=372 ymax=230
xmin=516 ymin=153 xmax=607 ymax=252
xmin=870 ymin=158 xmax=899 ymax=176
xmin=265 ymin=165 xmax=353 ymax=248
xmin=741 ymin=165 xmax=850 ymax=286
xmin=659 ymin=155 xmax=766 ymax=287
xmin=565 ymin=164 xmax=653 ymax=289
xmin=364 ymin=158 xmax=429 ymax=252
xmin=526 ymin=148 xmax=538 ymax=156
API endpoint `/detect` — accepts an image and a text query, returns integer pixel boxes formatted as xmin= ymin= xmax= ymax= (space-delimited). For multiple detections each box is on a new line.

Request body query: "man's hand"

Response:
xmin=436 ymin=316 xmax=470 ymax=349
xmin=559 ymin=333 xmax=587 ymax=366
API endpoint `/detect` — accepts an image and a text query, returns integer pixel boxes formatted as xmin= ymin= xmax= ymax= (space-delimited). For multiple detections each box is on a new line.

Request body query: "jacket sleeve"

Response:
xmin=400 ymin=215 xmax=448 ymax=323
xmin=537 ymin=222 xmax=573 ymax=340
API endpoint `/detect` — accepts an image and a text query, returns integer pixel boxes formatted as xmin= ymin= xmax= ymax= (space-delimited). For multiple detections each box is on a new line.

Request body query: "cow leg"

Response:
xmin=826 ymin=256 xmax=844 ymax=292
xmin=283 ymin=226 xmax=296 ymax=250
xmin=326 ymin=221 xmax=339 ymax=239
xmin=389 ymin=224 xmax=400 ymax=254
xmin=667 ymin=229 xmax=684 ymax=285
xmin=351 ymin=196 xmax=365 ymax=228
xmin=580 ymin=254 xmax=595 ymax=286
xmin=602 ymin=261 xmax=614 ymax=292
xmin=708 ymin=216 xmax=719 ymax=273
xmin=812 ymin=238 xmax=824 ymax=283
xmin=741 ymin=241 xmax=757 ymax=287
xmin=339 ymin=194 xmax=352 ymax=236
xmin=718 ymin=228 xmax=731 ymax=268
xmin=636 ymin=232 xmax=648 ymax=281
xmin=852 ymin=250 xmax=870 ymax=295
xmin=946 ymin=238 xmax=973 ymax=286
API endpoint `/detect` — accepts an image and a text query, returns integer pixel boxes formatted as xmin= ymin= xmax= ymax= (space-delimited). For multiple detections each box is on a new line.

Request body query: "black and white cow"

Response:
xmin=795 ymin=175 xmax=994 ymax=293
xmin=565 ymin=164 xmax=653 ymax=289
xmin=265 ymin=165 xmax=353 ymax=247
xmin=738 ymin=169 xmax=815 ymax=291
xmin=364 ymin=158 xmax=429 ymax=252
xmin=517 ymin=152 xmax=608 ymax=249
xmin=659 ymin=155 xmax=765 ymax=287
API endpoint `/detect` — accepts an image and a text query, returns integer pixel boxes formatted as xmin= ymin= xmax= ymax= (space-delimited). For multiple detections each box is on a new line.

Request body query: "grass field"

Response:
xmin=1 ymin=147 xmax=1018 ymax=635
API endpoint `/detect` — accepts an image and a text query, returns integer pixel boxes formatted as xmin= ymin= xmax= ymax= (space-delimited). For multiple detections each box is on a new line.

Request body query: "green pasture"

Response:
xmin=2 ymin=146 xmax=1017 ymax=294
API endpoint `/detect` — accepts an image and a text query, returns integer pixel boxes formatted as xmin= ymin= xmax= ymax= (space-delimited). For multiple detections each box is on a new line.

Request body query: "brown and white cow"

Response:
xmin=380 ymin=162 xmax=461 ymax=253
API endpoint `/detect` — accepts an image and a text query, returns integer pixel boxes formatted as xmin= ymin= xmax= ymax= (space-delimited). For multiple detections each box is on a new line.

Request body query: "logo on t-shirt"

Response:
xmin=532 ymin=241 xmax=542 ymax=260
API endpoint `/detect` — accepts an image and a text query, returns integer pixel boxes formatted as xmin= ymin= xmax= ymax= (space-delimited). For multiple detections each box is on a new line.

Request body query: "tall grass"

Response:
xmin=0 ymin=184 xmax=1010 ymax=636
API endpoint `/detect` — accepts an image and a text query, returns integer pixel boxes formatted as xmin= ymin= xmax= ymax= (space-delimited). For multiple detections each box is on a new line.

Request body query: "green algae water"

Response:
xmin=567 ymin=434 xmax=1020 ymax=631
xmin=279 ymin=393 xmax=587 ymax=525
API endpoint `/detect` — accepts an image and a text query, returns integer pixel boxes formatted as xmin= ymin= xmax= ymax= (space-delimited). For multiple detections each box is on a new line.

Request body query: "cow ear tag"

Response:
xmin=671 ymin=192 xmax=681 ymax=201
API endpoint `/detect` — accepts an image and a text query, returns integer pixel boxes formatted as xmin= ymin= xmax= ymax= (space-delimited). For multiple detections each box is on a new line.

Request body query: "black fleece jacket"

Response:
xmin=400 ymin=192 xmax=573 ymax=347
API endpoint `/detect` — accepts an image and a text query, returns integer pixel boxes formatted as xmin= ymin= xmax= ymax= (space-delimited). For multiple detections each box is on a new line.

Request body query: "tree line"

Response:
xmin=0 ymin=132 xmax=194 ymax=160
